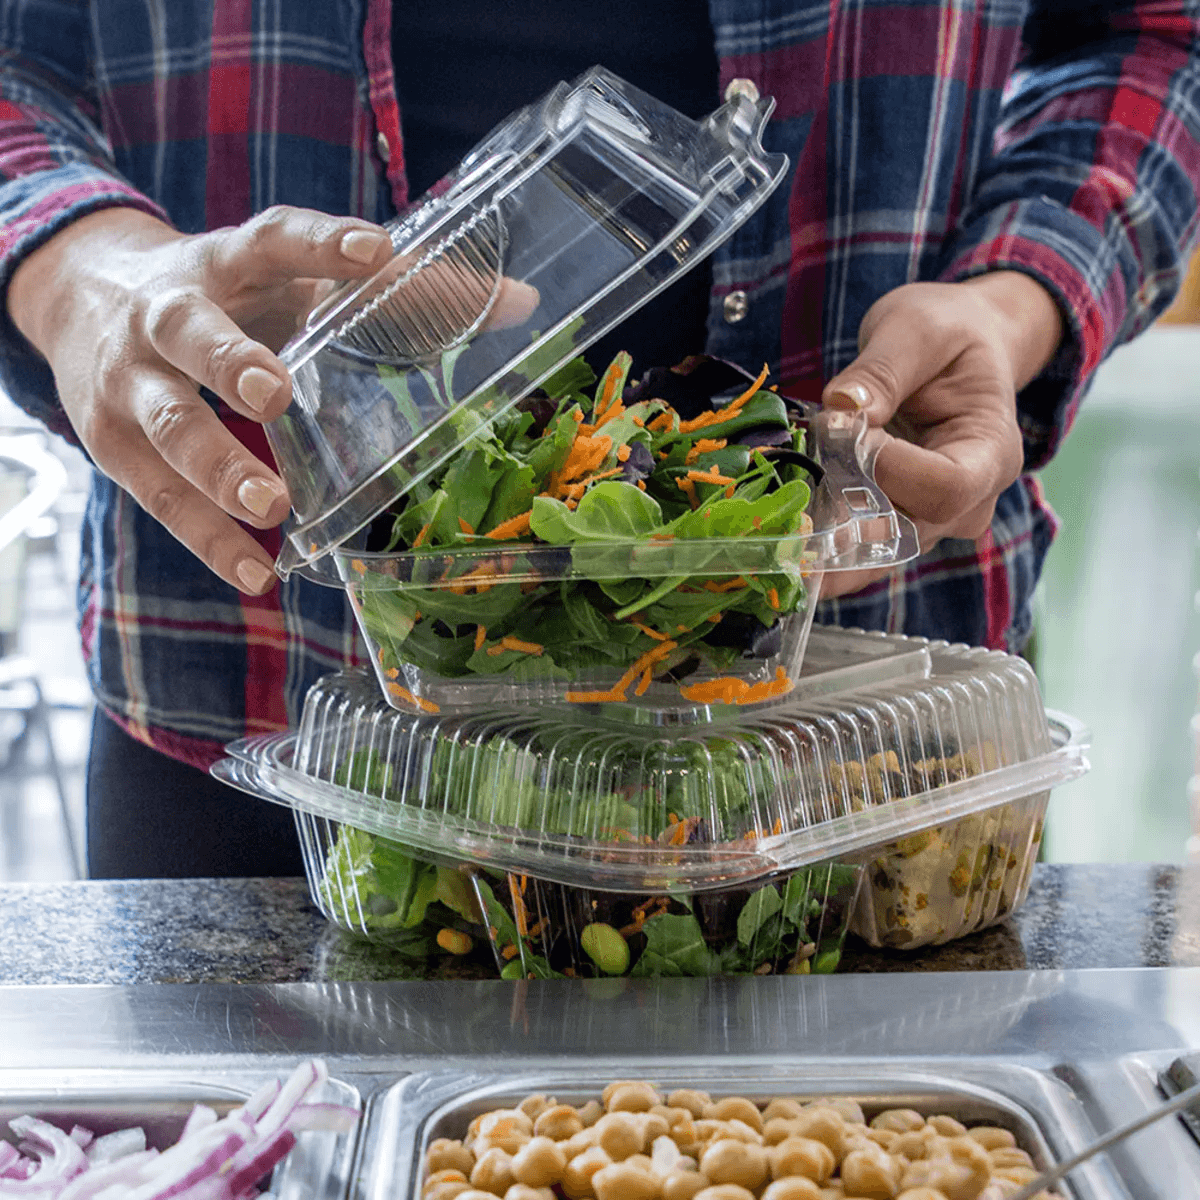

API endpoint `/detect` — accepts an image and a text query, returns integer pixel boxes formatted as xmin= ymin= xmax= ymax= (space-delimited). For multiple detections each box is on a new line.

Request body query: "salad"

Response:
xmin=346 ymin=351 xmax=824 ymax=709
xmin=315 ymin=822 xmax=860 ymax=981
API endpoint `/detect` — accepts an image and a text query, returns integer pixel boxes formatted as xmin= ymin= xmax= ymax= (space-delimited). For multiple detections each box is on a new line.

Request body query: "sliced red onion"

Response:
xmin=0 ymin=1060 xmax=356 ymax=1200
xmin=84 ymin=1132 xmax=145 ymax=1167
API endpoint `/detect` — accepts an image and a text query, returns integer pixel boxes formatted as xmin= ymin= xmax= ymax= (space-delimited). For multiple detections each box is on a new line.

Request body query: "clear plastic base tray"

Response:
xmin=215 ymin=629 xmax=1088 ymax=929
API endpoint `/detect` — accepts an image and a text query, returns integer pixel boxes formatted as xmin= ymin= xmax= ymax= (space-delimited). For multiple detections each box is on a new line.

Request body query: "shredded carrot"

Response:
xmin=595 ymin=398 xmax=625 ymax=429
xmin=486 ymin=636 xmax=544 ymax=657
xmin=702 ymin=576 xmax=748 ymax=593
xmin=752 ymin=516 xmax=763 ymax=531
xmin=647 ymin=411 xmax=675 ymax=433
xmin=610 ymin=639 xmax=677 ymax=697
xmin=675 ymin=476 xmax=699 ymax=509
xmin=631 ymin=620 xmax=670 ymax=641
xmin=686 ymin=467 xmax=736 ymax=486
xmin=595 ymin=358 xmax=624 ymax=417
xmin=412 ymin=523 xmax=431 ymax=548
xmin=561 ymin=467 xmax=623 ymax=500
xmin=648 ymin=533 xmax=675 ymax=543
xmin=637 ymin=480 xmax=647 ymax=491
xmin=631 ymin=415 xmax=645 ymax=427
xmin=501 ymin=943 xmax=519 ymax=961
xmin=501 ymin=636 xmax=543 ymax=656
xmin=484 ymin=510 xmax=532 ymax=540
xmin=385 ymin=681 xmax=440 ymax=713
xmin=508 ymin=876 xmax=530 ymax=937
xmin=384 ymin=667 xmax=399 ymax=679
xmin=377 ymin=647 xmax=386 ymax=665
xmin=474 ymin=625 xmax=487 ymax=651
xmin=676 ymin=624 xmax=689 ymax=632
xmin=678 ymin=666 xmax=793 ymax=705
xmin=684 ymin=438 xmax=728 ymax=465
xmin=565 ymin=686 xmax=628 ymax=704
xmin=676 ymin=363 xmax=770 ymax=434
xmin=706 ymin=612 xmax=723 ymax=623
xmin=725 ymin=485 xmax=736 ymax=499
xmin=350 ymin=558 xmax=367 ymax=574
xmin=571 ymin=409 xmax=584 ymax=422
xmin=635 ymin=668 xmax=652 ymax=696
xmin=616 ymin=444 xmax=632 ymax=462
xmin=446 ymin=564 xmax=497 ymax=594
xmin=527 ymin=918 xmax=547 ymax=940
xmin=767 ymin=587 xmax=780 ymax=610
xmin=457 ymin=517 xmax=475 ymax=535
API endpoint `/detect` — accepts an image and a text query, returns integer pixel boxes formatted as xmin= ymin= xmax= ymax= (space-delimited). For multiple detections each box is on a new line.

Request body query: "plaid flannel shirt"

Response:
xmin=0 ymin=0 xmax=1197 ymax=769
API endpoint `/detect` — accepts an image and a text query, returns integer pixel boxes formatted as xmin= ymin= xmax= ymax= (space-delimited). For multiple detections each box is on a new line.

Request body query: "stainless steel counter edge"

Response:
xmin=2 ymin=967 xmax=1197 ymax=1068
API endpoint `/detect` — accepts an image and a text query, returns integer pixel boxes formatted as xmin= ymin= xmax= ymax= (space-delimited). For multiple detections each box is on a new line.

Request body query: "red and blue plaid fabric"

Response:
xmin=0 ymin=1 xmax=1196 ymax=768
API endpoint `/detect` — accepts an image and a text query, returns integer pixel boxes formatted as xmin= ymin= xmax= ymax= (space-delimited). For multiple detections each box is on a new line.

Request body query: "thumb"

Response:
xmin=820 ymin=307 xmax=957 ymax=425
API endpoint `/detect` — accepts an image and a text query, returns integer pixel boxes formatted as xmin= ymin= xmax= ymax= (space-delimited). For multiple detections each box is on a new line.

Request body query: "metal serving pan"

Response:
xmin=353 ymin=1063 xmax=1128 ymax=1200
xmin=0 ymin=1069 xmax=362 ymax=1200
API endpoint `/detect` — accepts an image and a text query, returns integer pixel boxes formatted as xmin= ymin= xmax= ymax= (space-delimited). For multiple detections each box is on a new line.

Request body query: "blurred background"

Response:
xmin=2 ymin=294 xmax=1199 ymax=882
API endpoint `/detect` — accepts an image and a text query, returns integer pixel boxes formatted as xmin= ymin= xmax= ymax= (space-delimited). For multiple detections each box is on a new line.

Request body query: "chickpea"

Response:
xmin=895 ymin=1191 xmax=950 ymax=1200
xmin=965 ymin=1128 xmax=1015 ymax=1152
xmin=891 ymin=1130 xmax=937 ymax=1162
xmin=577 ymin=1101 xmax=604 ymax=1128
xmin=699 ymin=1138 xmax=770 ymax=1192
xmin=817 ymin=1098 xmax=865 ymax=1126
xmin=535 ymin=1105 xmax=584 ymax=1142
xmin=705 ymin=1098 xmax=765 ymax=1133
xmin=770 ymin=1136 xmax=836 ymax=1183
xmin=455 ymin=1192 xmax=506 ymax=1200
xmin=668 ymin=1090 xmax=712 ymax=1117
xmin=470 ymin=1148 xmax=516 ymax=1196
xmin=640 ymin=1112 xmax=672 ymax=1142
xmin=661 ymin=1170 xmax=709 ymax=1200
xmin=504 ymin=1189 xmax=555 ymax=1200
xmin=517 ymin=1095 xmax=551 ymax=1120
xmin=991 ymin=1166 xmax=1038 ymax=1186
xmin=478 ymin=1112 xmax=533 ymax=1155
xmin=763 ymin=1118 xmax=804 ymax=1147
xmin=790 ymin=1107 xmax=849 ymax=1161
xmin=871 ymin=1110 xmax=926 ymax=1135
xmin=509 ymin=1137 xmax=566 ymax=1189
xmin=425 ymin=1169 xmax=469 ymax=1189
xmin=987 ymin=1148 xmax=1032 ymax=1171
xmin=595 ymin=1111 xmax=645 ymax=1161
xmin=597 ymin=1161 xmax=661 ymax=1200
xmin=424 ymin=1184 xmax=470 ymax=1200
xmin=840 ymin=1143 xmax=901 ymax=1199
xmin=428 ymin=1142 xmax=476 ymax=1176
xmin=692 ymin=1187 xmax=757 ymax=1200
xmin=725 ymin=1119 xmax=764 ymax=1146
xmin=669 ymin=1116 xmax=700 ymax=1156
xmin=562 ymin=1128 xmax=599 ymax=1159
xmin=762 ymin=1179 xmax=824 ymax=1200
xmin=560 ymin=1146 xmax=613 ymax=1200
xmin=607 ymin=1082 xmax=663 ymax=1113
xmin=864 ymin=1128 xmax=900 ymax=1151
xmin=926 ymin=1116 xmax=967 ymax=1138
xmin=693 ymin=1119 xmax=728 ymax=1143
xmin=762 ymin=1099 xmax=806 ymax=1124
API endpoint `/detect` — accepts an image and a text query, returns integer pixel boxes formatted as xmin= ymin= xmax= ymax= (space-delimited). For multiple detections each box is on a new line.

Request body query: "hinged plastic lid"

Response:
xmin=268 ymin=67 xmax=790 ymax=577
xmin=214 ymin=629 xmax=1090 ymax=892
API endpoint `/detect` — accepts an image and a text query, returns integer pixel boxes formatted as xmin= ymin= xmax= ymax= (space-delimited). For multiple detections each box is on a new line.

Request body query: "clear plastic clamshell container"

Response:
xmin=335 ymin=401 xmax=918 ymax=715
xmin=267 ymin=66 xmax=790 ymax=576
xmin=214 ymin=628 xmax=1090 ymax=971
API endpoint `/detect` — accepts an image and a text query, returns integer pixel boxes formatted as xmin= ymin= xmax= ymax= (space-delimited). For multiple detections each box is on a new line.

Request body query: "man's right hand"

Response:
xmin=6 ymin=204 xmax=395 ymax=594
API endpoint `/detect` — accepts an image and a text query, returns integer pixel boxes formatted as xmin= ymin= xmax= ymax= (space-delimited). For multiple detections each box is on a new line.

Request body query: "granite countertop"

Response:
xmin=1 ymin=862 xmax=1197 ymax=986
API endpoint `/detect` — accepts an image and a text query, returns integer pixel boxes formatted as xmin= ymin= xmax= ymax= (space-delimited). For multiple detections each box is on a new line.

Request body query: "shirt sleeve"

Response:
xmin=0 ymin=4 xmax=169 ymax=442
xmin=937 ymin=0 xmax=1200 ymax=470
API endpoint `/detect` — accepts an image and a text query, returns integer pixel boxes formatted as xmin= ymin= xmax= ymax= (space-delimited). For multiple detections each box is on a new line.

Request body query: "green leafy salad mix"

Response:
xmin=346 ymin=350 xmax=825 ymax=709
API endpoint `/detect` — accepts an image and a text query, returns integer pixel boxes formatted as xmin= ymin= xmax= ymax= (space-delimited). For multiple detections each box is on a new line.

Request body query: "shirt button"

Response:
xmin=724 ymin=78 xmax=760 ymax=105
xmin=723 ymin=290 xmax=749 ymax=324
xmin=375 ymin=131 xmax=391 ymax=164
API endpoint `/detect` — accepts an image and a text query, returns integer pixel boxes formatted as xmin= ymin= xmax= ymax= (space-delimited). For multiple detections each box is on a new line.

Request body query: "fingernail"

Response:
xmin=238 ymin=476 xmax=288 ymax=520
xmin=237 ymin=366 xmax=283 ymax=413
xmin=826 ymin=383 xmax=870 ymax=410
xmin=340 ymin=229 xmax=389 ymax=264
xmin=236 ymin=558 xmax=276 ymax=594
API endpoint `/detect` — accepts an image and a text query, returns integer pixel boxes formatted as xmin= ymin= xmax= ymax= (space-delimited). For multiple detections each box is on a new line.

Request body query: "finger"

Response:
xmin=821 ymin=313 xmax=959 ymax=425
xmin=870 ymin=431 xmax=1008 ymax=529
xmin=145 ymin=288 xmax=293 ymax=421
xmin=484 ymin=277 xmax=540 ymax=331
xmin=208 ymin=206 xmax=393 ymax=288
xmin=94 ymin=428 xmax=280 ymax=595
xmin=125 ymin=371 xmax=291 ymax=529
xmin=818 ymin=563 xmax=896 ymax=601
